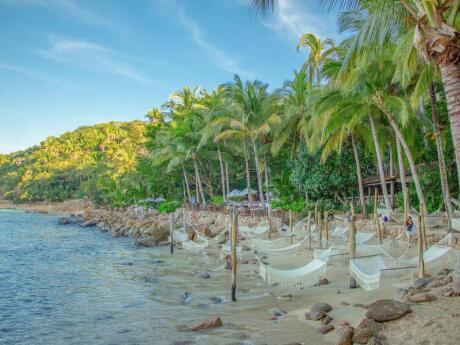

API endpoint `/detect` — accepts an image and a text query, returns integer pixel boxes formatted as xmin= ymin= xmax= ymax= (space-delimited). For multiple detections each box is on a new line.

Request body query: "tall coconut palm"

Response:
xmin=297 ymin=33 xmax=337 ymax=85
xmin=215 ymin=75 xmax=281 ymax=211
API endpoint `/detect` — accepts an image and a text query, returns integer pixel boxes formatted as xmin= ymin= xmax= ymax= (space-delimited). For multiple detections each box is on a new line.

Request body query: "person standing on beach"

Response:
xmin=405 ymin=216 xmax=417 ymax=246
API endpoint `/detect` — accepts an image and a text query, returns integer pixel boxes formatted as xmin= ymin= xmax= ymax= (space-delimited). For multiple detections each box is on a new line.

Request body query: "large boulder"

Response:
xmin=365 ymin=299 xmax=411 ymax=322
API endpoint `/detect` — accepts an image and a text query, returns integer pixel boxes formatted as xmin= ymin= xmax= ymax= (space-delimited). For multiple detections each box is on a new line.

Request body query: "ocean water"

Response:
xmin=0 ymin=210 xmax=255 ymax=345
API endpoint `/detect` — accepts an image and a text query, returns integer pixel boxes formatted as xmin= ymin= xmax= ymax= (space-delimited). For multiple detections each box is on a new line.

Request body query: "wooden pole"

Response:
xmin=318 ymin=211 xmax=323 ymax=249
xmin=289 ymin=210 xmax=293 ymax=244
xmin=268 ymin=205 xmax=272 ymax=240
xmin=417 ymin=213 xmax=425 ymax=278
xmin=231 ymin=208 xmax=238 ymax=302
xmin=324 ymin=211 xmax=329 ymax=247
xmin=307 ymin=210 xmax=312 ymax=250
xmin=169 ymin=213 xmax=174 ymax=254
xmin=373 ymin=188 xmax=382 ymax=243
xmin=367 ymin=186 xmax=371 ymax=204
xmin=349 ymin=202 xmax=357 ymax=288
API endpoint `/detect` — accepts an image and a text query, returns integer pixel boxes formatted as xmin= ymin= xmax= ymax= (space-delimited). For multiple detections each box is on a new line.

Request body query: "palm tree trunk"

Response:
xmin=369 ymin=114 xmax=392 ymax=208
xmin=182 ymin=163 xmax=192 ymax=204
xmin=217 ymin=143 xmax=226 ymax=202
xmin=251 ymin=137 xmax=266 ymax=211
xmin=385 ymin=111 xmax=426 ymax=210
xmin=440 ymin=63 xmax=460 ymax=192
xmin=396 ymin=138 xmax=409 ymax=219
xmin=195 ymin=173 xmax=200 ymax=204
xmin=193 ymin=159 xmax=206 ymax=207
xmin=264 ymin=151 xmax=270 ymax=206
xmin=351 ymin=133 xmax=366 ymax=219
xmin=225 ymin=161 xmax=230 ymax=197
xmin=389 ymin=146 xmax=395 ymax=209
xmin=429 ymin=83 xmax=454 ymax=229
xmin=243 ymin=138 xmax=252 ymax=206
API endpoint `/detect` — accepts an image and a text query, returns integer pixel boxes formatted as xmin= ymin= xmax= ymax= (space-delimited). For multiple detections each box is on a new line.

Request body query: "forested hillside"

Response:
xmin=0 ymin=121 xmax=148 ymax=205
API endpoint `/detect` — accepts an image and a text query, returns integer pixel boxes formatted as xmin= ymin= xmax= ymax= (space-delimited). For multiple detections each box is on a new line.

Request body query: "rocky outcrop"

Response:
xmin=365 ymin=299 xmax=411 ymax=322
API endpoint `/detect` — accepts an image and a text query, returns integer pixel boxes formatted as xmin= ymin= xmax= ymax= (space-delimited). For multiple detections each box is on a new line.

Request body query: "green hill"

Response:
xmin=0 ymin=121 xmax=148 ymax=204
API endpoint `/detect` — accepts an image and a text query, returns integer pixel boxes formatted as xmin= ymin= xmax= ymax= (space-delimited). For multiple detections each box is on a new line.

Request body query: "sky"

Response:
xmin=0 ymin=0 xmax=340 ymax=153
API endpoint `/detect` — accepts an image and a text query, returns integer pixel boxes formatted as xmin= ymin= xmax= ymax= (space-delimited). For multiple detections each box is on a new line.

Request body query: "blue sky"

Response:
xmin=0 ymin=0 xmax=339 ymax=153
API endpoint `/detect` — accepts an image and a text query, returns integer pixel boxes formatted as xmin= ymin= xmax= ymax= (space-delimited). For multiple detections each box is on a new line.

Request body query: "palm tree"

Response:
xmin=215 ymin=75 xmax=281 ymax=211
xmin=297 ymin=33 xmax=337 ymax=85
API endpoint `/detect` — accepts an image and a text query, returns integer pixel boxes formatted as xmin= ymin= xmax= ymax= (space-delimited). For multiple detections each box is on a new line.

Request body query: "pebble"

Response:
xmin=277 ymin=294 xmax=293 ymax=302
xmin=197 ymin=271 xmax=210 ymax=279
xmin=409 ymin=293 xmax=436 ymax=303
xmin=182 ymin=292 xmax=192 ymax=304
xmin=318 ymin=324 xmax=334 ymax=334
xmin=336 ymin=320 xmax=349 ymax=326
xmin=190 ymin=317 xmax=223 ymax=331
xmin=310 ymin=302 xmax=332 ymax=313
xmin=269 ymin=308 xmax=287 ymax=317
xmin=336 ymin=326 xmax=353 ymax=345
xmin=209 ymin=296 xmax=227 ymax=304
xmin=306 ymin=311 xmax=327 ymax=321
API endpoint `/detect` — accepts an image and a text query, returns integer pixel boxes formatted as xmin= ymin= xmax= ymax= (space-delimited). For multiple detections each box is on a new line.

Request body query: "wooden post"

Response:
xmin=307 ymin=210 xmax=312 ymax=250
xmin=318 ymin=211 xmax=323 ymax=249
xmin=367 ymin=186 xmax=371 ymax=204
xmin=231 ymin=208 xmax=238 ymax=302
xmin=314 ymin=202 xmax=319 ymax=247
xmin=349 ymin=202 xmax=357 ymax=288
xmin=289 ymin=210 xmax=293 ymax=244
xmin=324 ymin=211 xmax=329 ymax=247
xmin=169 ymin=213 xmax=174 ymax=254
xmin=268 ymin=205 xmax=272 ymax=240
xmin=421 ymin=203 xmax=428 ymax=251
xmin=417 ymin=213 xmax=425 ymax=279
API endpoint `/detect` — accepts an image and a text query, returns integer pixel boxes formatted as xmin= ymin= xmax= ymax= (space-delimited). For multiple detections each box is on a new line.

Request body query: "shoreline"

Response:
xmin=2 ymin=200 xmax=460 ymax=344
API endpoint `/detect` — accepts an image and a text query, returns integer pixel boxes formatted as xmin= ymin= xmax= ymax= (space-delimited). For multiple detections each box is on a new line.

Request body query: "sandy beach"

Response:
xmin=1 ymin=199 xmax=459 ymax=345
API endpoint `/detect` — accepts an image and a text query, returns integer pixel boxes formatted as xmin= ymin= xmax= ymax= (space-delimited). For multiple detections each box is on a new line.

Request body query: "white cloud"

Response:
xmin=154 ymin=0 xmax=254 ymax=78
xmin=36 ymin=36 xmax=154 ymax=85
xmin=0 ymin=0 xmax=118 ymax=32
xmin=262 ymin=0 xmax=338 ymax=43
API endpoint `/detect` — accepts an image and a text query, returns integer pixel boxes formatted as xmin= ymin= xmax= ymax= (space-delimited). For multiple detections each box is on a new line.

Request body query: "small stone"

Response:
xmin=182 ymin=292 xmax=192 ymax=304
xmin=209 ymin=296 xmax=226 ymax=304
xmin=306 ymin=311 xmax=327 ymax=321
xmin=366 ymin=337 xmax=384 ymax=345
xmin=58 ymin=217 xmax=72 ymax=225
xmin=263 ymin=292 xmax=275 ymax=297
xmin=410 ymin=293 xmax=436 ymax=303
xmin=356 ymin=319 xmax=383 ymax=335
xmin=310 ymin=302 xmax=332 ymax=313
xmin=190 ymin=317 xmax=222 ymax=331
xmin=269 ymin=308 xmax=287 ymax=317
xmin=414 ymin=278 xmax=434 ymax=289
xmin=197 ymin=272 xmax=211 ymax=279
xmin=340 ymin=301 xmax=350 ymax=306
xmin=352 ymin=327 xmax=374 ymax=344
xmin=321 ymin=316 xmax=332 ymax=325
xmin=277 ymin=294 xmax=293 ymax=302
xmin=365 ymin=299 xmax=411 ymax=322
xmin=336 ymin=320 xmax=349 ymax=326
xmin=354 ymin=303 xmax=366 ymax=309
xmin=336 ymin=326 xmax=353 ymax=345
xmin=318 ymin=324 xmax=334 ymax=334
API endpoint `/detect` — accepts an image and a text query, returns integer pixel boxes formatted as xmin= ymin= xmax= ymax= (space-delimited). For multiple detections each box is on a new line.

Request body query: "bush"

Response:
xmin=211 ymin=195 xmax=225 ymax=205
xmin=158 ymin=200 xmax=181 ymax=213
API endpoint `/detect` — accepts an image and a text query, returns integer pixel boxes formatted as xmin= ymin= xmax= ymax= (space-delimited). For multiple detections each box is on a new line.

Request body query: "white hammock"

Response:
xmin=181 ymin=240 xmax=207 ymax=252
xmin=350 ymin=233 xmax=455 ymax=291
xmin=258 ymin=258 xmax=327 ymax=288
xmin=220 ymin=243 xmax=242 ymax=260
xmin=250 ymin=237 xmax=291 ymax=251
xmin=452 ymin=218 xmax=460 ymax=231
xmin=257 ymin=236 xmax=312 ymax=255
xmin=330 ymin=226 xmax=348 ymax=238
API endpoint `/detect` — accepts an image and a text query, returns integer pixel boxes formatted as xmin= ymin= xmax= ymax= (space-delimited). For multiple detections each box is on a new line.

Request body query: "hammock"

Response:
xmin=452 ymin=218 xmax=460 ymax=231
xmin=250 ymin=237 xmax=291 ymax=251
xmin=330 ymin=226 xmax=348 ymax=238
xmin=313 ymin=247 xmax=337 ymax=262
xmin=257 ymin=236 xmax=312 ymax=255
xmin=258 ymin=258 xmax=327 ymax=288
xmin=239 ymin=225 xmax=270 ymax=236
xmin=220 ymin=243 xmax=243 ymax=260
xmin=169 ymin=229 xmax=189 ymax=243
xmin=350 ymin=233 xmax=455 ymax=291
xmin=181 ymin=240 xmax=207 ymax=252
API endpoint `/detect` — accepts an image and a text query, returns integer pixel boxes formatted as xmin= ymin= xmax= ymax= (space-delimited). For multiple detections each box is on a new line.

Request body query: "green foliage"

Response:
xmin=211 ymin=195 xmax=225 ymax=205
xmin=157 ymin=201 xmax=181 ymax=213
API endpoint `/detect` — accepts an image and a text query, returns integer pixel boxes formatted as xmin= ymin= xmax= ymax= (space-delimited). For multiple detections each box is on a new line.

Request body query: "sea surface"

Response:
xmin=0 ymin=209 xmax=255 ymax=345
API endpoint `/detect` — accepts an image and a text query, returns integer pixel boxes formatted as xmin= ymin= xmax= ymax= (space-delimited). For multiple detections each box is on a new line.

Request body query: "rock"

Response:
xmin=336 ymin=326 xmax=353 ymax=345
xmin=318 ymin=324 xmax=334 ymax=334
xmin=269 ymin=308 xmax=287 ymax=317
xmin=321 ymin=316 xmax=332 ymax=325
xmin=314 ymin=278 xmax=329 ymax=286
xmin=365 ymin=299 xmax=411 ymax=322
xmin=306 ymin=311 xmax=326 ymax=321
xmin=356 ymin=319 xmax=383 ymax=336
xmin=197 ymin=271 xmax=210 ymax=279
xmin=352 ymin=327 xmax=374 ymax=344
xmin=336 ymin=320 xmax=349 ymax=326
xmin=225 ymin=261 xmax=232 ymax=270
xmin=209 ymin=296 xmax=226 ymax=304
xmin=190 ymin=317 xmax=222 ymax=331
xmin=58 ymin=217 xmax=72 ymax=225
xmin=414 ymin=278 xmax=434 ymax=289
xmin=82 ymin=219 xmax=97 ymax=227
xmin=427 ymin=279 xmax=447 ymax=288
xmin=277 ymin=294 xmax=293 ymax=302
xmin=409 ymin=293 xmax=436 ymax=303
xmin=310 ymin=302 xmax=332 ymax=313
xmin=366 ymin=337 xmax=384 ymax=345
xmin=182 ymin=292 xmax=192 ymax=304
xmin=136 ymin=237 xmax=158 ymax=247
xmin=340 ymin=301 xmax=350 ymax=306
